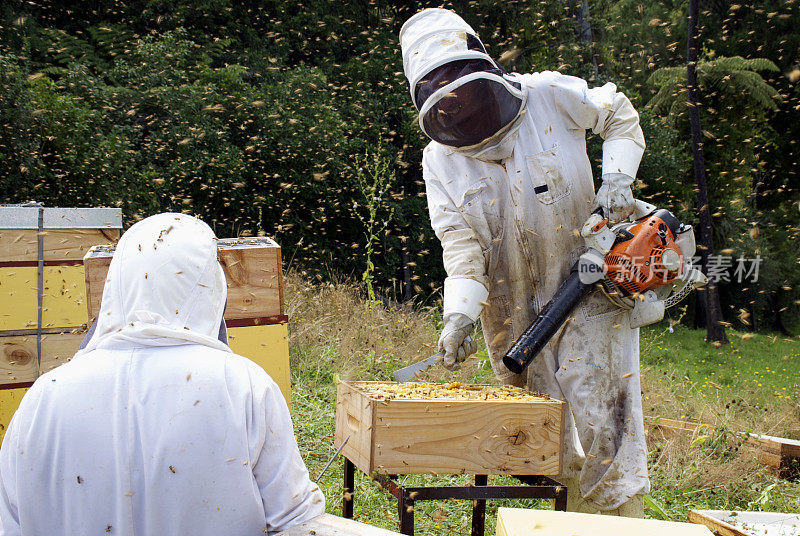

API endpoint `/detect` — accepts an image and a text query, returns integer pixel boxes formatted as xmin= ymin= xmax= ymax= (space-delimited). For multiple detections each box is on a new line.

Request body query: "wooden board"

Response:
xmin=644 ymin=416 xmax=710 ymax=440
xmin=228 ymin=323 xmax=291 ymax=406
xmin=0 ymin=386 xmax=28 ymax=443
xmin=688 ymin=510 xmax=752 ymax=536
xmin=84 ymin=238 xmax=283 ymax=323
xmin=495 ymin=508 xmax=714 ymax=536
xmin=645 ymin=416 xmax=800 ymax=478
xmin=275 ymin=514 xmax=404 ymax=536
xmin=0 ymin=266 xmax=89 ymax=331
xmin=689 ymin=510 xmax=800 ymax=536
xmin=0 ymin=331 xmax=84 ymax=385
xmin=334 ymin=381 xmax=564 ymax=476
xmin=751 ymin=434 xmax=800 ymax=478
xmin=0 ymin=228 xmax=119 ymax=263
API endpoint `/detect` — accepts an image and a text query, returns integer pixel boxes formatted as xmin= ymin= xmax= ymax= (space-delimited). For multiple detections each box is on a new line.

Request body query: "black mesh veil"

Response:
xmin=415 ymin=60 xmax=523 ymax=148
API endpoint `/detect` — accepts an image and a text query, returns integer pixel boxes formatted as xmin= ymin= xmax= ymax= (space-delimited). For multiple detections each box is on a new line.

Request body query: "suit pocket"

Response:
xmin=456 ymin=180 xmax=503 ymax=250
xmin=525 ymin=145 xmax=571 ymax=205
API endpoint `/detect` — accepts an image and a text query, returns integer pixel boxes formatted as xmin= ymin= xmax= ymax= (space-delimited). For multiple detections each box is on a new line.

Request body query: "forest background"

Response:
xmin=1 ymin=0 xmax=798 ymax=336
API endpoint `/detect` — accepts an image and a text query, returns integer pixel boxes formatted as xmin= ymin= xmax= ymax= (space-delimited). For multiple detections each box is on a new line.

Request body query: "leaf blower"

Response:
xmin=502 ymin=200 xmax=707 ymax=375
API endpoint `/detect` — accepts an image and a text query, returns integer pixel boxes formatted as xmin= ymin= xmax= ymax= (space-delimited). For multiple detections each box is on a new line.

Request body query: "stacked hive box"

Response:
xmin=0 ymin=206 xmax=122 ymax=442
xmin=83 ymin=237 xmax=291 ymax=404
xmin=1 ymin=207 xmax=292 ymax=444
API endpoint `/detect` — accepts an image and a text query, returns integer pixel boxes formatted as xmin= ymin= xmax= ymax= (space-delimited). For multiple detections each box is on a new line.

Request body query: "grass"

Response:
xmin=284 ymin=274 xmax=800 ymax=534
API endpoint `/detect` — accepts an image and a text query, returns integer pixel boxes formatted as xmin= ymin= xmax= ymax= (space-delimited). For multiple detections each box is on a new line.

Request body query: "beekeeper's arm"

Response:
xmin=246 ymin=363 xmax=325 ymax=534
xmin=0 ymin=411 xmax=22 ymax=536
xmin=424 ymin=154 xmax=487 ymax=369
xmin=547 ymin=72 xmax=646 ymax=220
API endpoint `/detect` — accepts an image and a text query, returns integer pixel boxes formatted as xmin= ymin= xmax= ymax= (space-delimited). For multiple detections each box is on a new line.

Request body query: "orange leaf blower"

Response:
xmin=503 ymin=200 xmax=707 ymax=375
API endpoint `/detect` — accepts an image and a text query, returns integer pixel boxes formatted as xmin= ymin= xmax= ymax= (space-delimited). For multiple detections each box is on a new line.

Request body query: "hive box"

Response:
xmin=334 ymin=381 xmax=564 ymax=476
xmin=83 ymin=237 xmax=290 ymax=403
xmin=0 ymin=206 xmax=121 ymax=386
xmin=84 ymin=237 xmax=284 ymax=325
xmin=0 ymin=206 xmax=122 ymax=443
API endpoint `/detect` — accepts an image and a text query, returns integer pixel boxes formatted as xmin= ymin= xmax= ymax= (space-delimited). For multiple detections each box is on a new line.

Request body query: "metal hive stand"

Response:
xmin=342 ymin=457 xmax=567 ymax=536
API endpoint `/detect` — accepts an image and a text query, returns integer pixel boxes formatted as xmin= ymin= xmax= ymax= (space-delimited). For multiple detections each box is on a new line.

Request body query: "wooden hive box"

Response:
xmin=83 ymin=237 xmax=291 ymax=404
xmin=1 ymin=205 xmax=121 ymax=442
xmin=0 ymin=206 xmax=121 ymax=385
xmin=334 ymin=381 xmax=564 ymax=476
xmin=84 ymin=237 xmax=284 ymax=325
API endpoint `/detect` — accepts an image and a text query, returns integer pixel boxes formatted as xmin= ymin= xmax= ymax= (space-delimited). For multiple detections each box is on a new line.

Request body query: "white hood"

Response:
xmin=81 ymin=212 xmax=231 ymax=355
xmin=400 ymin=8 xmax=495 ymax=105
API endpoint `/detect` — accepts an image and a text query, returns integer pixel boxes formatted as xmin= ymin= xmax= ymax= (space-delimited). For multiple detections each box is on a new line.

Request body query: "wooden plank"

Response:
xmin=688 ymin=510 xmax=753 ymax=536
xmin=218 ymin=241 xmax=283 ymax=319
xmin=83 ymin=256 xmax=111 ymax=324
xmin=1 ymin=265 xmax=91 ymax=331
xmin=644 ymin=416 xmax=709 ymax=441
xmin=0 ymin=386 xmax=29 ymax=443
xmin=690 ymin=510 xmax=800 ymax=536
xmin=334 ymin=381 xmax=374 ymax=474
xmin=373 ymin=398 xmax=563 ymax=475
xmin=0 ymin=332 xmax=84 ymax=385
xmin=227 ymin=324 xmax=291 ymax=406
xmin=496 ymin=508 xmax=714 ymax=536
xmin=335 ymin=381 xmax=563 ymax=476
xmin=0 ymin=228 xmax=119 ymax=263
xmin=274 ymin=513 xmax=403 ymax=535
xmin=84 ymin=238 xmax=283 ymax=323
xmin=645 ymin=416 xmax=800 ymax=478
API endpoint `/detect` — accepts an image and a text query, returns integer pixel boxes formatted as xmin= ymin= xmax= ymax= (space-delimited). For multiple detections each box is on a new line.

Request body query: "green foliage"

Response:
xmin=0 ymin=0 xmax=797 ymax=331
xmin=353 ymin=142 xmax=396 ymax=304
xmin=648 ymin=56 xmax=780 ymax=117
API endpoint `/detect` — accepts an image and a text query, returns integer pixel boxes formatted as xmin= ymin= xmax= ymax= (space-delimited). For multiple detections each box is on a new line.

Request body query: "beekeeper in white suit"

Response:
xmin=0 ymin=213 xmax=324 ymax=535
xmin=400 ymin=9 xmax=649 ymax=516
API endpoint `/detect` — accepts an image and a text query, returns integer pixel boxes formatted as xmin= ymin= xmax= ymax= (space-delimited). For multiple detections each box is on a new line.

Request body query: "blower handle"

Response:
xmin=502 ymin=265 xmax=594 ymax=375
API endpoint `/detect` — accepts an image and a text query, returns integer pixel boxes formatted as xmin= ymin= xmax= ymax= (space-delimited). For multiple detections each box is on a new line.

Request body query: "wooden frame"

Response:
xmin=83 ymin=237 xmax=284 ymax=325
xmin=334 ymin=381 xmax=564 ymax=476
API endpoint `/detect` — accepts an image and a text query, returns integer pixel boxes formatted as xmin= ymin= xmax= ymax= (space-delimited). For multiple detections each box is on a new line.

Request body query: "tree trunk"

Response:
xmin=768 ymin=289 xmax=790 ymax=336
xmin=686 ymin=0 xmax=729 ymax=345
xmin=567 ymin=0 xmax=600 ymax=73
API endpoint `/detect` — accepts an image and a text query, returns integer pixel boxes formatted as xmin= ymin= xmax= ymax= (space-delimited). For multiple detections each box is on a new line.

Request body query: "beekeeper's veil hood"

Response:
xmin=79 ymin=213 xmax=231 ymax=355
xmin=400 ymin=8 xmax=527 ymax=156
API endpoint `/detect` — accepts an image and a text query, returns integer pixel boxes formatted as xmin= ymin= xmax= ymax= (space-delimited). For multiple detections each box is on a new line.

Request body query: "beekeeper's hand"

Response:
xmin=593 ymin=173 xmax=636 ymax=222
xmin=437 ymin=313 xmax=477 ymax=370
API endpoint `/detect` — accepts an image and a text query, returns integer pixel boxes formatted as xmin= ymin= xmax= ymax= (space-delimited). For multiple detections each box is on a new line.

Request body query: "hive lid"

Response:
xmin=0 ymin=205 xmax=122 ymax=229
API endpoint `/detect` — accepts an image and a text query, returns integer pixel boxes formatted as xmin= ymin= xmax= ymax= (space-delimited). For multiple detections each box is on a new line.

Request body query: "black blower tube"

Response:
xmin=502 ymin=265 xmax=594 ymax=375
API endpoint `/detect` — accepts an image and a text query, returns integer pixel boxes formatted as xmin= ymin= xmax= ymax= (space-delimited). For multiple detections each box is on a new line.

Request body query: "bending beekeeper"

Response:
xmin=400 ymin=9 xmax=649 ymax=516
xmin=0 ymin=213 xmax=324 ymax=535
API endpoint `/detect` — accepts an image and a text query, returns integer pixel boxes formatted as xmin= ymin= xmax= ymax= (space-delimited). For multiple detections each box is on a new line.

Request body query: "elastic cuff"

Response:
xmin=443 ymin=277 xmax=489 ymax=322
xmin=602 ymin=138 xmax=644 ymax=178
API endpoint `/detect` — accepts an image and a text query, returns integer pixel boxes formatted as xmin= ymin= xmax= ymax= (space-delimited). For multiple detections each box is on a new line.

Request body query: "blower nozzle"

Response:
xmin=502 ymin=265 xmax=593 ymax=375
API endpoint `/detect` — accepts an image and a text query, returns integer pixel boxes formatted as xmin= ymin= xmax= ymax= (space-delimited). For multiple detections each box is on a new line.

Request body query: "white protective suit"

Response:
xmin=401 ymin=9 xmax=650 ymax=511
xmin=0 ymin=213 xmax=324 ymax=535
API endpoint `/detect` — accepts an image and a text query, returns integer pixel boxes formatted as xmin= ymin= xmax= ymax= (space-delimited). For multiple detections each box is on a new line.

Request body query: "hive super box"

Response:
xmin=334 ymin=381 xmax=564 ymax=476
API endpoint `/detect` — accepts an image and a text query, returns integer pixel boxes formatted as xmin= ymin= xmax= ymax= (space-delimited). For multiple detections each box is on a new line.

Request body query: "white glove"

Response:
xmin=593 ymin=173 xmax=636 ymax=222
xmin=437 ymin=313 xmax=478 ymax=371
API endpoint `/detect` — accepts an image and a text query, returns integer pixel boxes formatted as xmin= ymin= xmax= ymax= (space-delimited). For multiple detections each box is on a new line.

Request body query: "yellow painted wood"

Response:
xmin=0 ymin=387 xmax=28 ymax=444
xmin=228 ymin=323 xmax=291 ymax=407
xmin=494 ymin=508 xmax=714 ymax=536
xmin=0 ymin=266 xmax=88 ymax=331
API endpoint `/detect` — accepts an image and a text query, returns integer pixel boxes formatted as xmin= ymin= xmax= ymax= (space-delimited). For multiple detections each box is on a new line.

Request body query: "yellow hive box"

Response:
xmin=1 ymin=207 xmax=291 ymax=443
